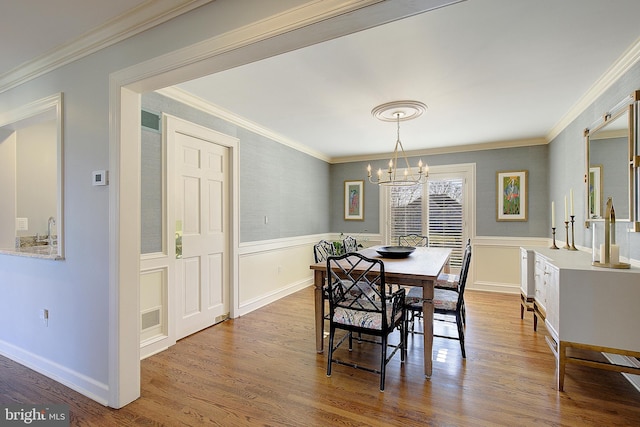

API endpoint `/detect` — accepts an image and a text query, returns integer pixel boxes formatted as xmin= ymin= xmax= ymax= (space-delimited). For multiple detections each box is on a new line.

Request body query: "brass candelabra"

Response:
xmin=550 ymin=227 xmax=559 ymax=249
xmin=569 ymin=215 xmax=578 ymax=250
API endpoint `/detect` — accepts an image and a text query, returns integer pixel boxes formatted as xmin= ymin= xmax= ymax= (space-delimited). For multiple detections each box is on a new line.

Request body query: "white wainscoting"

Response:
xmin=468 ymin=236 xmax=549 ymax=294
xmin=237 ymin=234 xmax=324 ymax=317
xmin=236 ymin=233 xmax=381 ymax=317
xmin=237 ymin=234 xmax=555 ymax=320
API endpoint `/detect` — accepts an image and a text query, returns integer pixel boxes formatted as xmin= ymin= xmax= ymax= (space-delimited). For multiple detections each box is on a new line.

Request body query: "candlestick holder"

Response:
xmin=569 ymin=215 xmax=578 ymax=250
xmin=563 ymin=221 xmax=570 ymax=249
xmin=550 ymin=227 xmax=559 ymax=249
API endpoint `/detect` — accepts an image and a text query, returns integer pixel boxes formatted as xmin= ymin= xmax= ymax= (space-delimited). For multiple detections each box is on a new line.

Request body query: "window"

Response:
xmin=381 ymin=164 xmax=474 ymax=271
xmin=389 ymin=184 xmax=423 ymax=242
xmin=427 ymin=177 xmax=464 ymax=268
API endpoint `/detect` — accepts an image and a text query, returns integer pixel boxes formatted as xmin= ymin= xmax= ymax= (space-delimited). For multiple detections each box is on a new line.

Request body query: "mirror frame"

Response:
xmin=0 ymin=93 xmax=64 ymax=258
xmin=584 ymin=90 xmax=640 ymax=231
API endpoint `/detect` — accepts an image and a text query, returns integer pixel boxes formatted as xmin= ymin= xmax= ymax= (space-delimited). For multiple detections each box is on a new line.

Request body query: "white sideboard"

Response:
xmin=521 ymin=247 xmax=640 ymax=391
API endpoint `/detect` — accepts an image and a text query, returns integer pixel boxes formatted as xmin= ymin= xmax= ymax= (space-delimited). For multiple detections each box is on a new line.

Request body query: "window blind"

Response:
xmin=427 ymin=178 xmax=464 ymax=268
xmin=389 ymin=184 xmax=423 ymax=245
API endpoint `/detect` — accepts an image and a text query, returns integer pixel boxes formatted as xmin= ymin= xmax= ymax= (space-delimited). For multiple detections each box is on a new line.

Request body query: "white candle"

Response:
xmin=551 ymin=202 xmax=555 ymax=228
xmin=599 ymin=244 xmax=606 ymax=263
xmin=564 ymin=196 xmax=568 ymax=221
xmin=570 ymin=189 xmax=574 ymax=216
xmin=610 ymin=244 xmax=620 ymax=265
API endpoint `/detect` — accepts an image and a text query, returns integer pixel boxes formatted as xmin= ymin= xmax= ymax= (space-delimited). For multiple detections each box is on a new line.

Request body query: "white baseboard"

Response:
xmin=237 ymin=277 xmax=312 ymax=317
xmin=0 ymin=339 xmax=109 ymax=405
xmin=469 ymin=280 xmax=520 ymax=294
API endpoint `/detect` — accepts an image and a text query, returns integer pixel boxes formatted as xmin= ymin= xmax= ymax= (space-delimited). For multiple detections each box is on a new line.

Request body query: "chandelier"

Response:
xmin=367 ymin=100 xmax=429 ymax=186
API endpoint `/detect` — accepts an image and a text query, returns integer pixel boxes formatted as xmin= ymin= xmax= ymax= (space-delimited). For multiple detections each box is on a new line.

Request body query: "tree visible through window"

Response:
xmin=428 ymin=178 xmax=464 ymax=268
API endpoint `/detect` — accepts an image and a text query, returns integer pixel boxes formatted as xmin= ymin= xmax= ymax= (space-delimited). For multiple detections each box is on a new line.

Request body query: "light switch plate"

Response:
xmin=92 ymin=170 xmax=108 ymax=186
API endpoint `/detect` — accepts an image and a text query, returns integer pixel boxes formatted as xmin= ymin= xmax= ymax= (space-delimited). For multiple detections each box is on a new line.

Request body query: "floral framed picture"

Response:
xmin=344 ymin=180 xmax=364 ymax=221
xmin=496 ymin=170 xmax=528 ymax=221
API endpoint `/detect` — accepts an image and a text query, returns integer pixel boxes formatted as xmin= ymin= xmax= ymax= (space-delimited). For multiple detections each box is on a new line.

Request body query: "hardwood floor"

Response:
xmin=2 ymin=287 xmax=640 ymax=426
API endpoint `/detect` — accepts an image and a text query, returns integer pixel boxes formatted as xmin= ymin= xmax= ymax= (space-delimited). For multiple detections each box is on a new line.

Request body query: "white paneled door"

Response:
xmin=174 ymin=120 xmax=230 ymax=340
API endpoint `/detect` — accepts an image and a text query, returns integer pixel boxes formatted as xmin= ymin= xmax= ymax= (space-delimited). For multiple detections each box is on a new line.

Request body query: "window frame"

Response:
xmin=379 ymin=163 xmax=475 ymax=272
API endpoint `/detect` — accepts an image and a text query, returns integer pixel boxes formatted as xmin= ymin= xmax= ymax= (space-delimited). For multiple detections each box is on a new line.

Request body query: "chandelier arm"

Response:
xmin=367 ymin=101 xmax=429 ymax=186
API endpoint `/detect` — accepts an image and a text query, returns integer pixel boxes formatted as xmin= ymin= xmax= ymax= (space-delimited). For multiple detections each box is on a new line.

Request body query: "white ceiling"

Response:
xmin=175 ymin=0 xmax=640 ymax=161
xmin=3 ymin=0 xmax=640 ymax=162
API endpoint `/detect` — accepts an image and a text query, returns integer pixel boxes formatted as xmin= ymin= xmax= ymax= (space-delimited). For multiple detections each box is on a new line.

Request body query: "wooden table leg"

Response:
xmin=557 ymin=341 xmax=566 ymax=391
xmin=422 ymin=285 xmax=434 ymax=377
xmin=314 ymin=270 xmax=325 ymax=353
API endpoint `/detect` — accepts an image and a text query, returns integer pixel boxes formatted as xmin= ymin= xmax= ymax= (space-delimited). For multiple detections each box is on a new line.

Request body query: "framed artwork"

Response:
xmin=344 ymin=180 xmax=364 ymax=220
xmin=496 ymin=170 xmax=528 ymax=221
xmin=589 ymin=165 xmax=603 ymax=218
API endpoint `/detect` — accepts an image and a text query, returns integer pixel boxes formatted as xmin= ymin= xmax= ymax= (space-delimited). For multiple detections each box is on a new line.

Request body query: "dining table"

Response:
xmin=310 ymin=245 xmax=452 ymax=378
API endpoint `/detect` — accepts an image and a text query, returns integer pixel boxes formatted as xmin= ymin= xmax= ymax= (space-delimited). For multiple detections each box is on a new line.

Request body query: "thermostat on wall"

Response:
xmin=92 ymin=170 xmax=108 ymax=186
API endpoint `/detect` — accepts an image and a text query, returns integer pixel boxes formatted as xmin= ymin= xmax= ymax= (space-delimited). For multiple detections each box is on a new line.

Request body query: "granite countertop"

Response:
xmin=0 ymin=245 xmax=63 ymax=260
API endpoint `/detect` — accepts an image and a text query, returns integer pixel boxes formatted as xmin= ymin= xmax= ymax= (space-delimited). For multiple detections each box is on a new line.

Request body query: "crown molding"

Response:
xmin=0 ymin=0 xmax=211 ymax=94
xmin=159 ymin=86 xmax=548 ymax=165
xmin=547 ymin=36 xmax=640 ymax=142
xmin=331 ymin=137 xmax=548 ymax=164
xmin=156 ymin=87 xmax=332 ymax=163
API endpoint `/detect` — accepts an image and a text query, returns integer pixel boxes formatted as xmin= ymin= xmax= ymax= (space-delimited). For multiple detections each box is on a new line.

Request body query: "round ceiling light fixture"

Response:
xmin=371 ymin=100 xmax=427 ymax=122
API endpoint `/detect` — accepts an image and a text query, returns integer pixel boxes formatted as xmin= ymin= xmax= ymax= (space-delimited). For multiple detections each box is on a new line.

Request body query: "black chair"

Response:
xmin=314 ymin=240 xmax=337 ymax=321
xmin=404 ymin=242 xmax=472 ymax=358
xmin=326 ymin=252 xmax=406 ymax=391
xmin=342 ymin=235 xmax=358 ymax=253
xmin=314 ymin=239 xmax=336 ymax=264
xmin=398 ymin=234 xmax=429 ymax=247
xmin=433 ymin=239 xmax=471 ymax=323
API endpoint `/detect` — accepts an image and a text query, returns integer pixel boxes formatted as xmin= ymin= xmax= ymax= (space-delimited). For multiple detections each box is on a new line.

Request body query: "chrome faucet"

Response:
xmin=47 ymin=216 xmax=57 ymax=247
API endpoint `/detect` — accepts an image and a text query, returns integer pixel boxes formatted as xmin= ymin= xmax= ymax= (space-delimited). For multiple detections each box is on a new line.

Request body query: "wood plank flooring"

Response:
xmin=2 ymin=287 xmax=640 ymax=426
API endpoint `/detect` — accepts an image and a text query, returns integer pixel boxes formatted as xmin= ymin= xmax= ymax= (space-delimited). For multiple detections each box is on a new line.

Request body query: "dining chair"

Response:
xmin=434 ymin=239 xmax=471 ymax=323
xmin=314 ymin=239 xmax=336 ymax=264
xmin=342 ymin=235 xmax=358 ymax=253
xmin=404 ymin=242 xmax=472 ymax=357
xmin=398 ymin=234 xmax=429 ymax=247
xmin=326 ymin=252 xmax=406 ymax=391
xmin=405 ymin=239 xmax=471 ymax=332
xmin=314 ymin=240 xmax=337 ymax=321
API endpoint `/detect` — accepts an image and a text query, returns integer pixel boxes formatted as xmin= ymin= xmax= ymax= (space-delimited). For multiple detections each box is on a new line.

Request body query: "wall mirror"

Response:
xmin=0 ymin=93 xmax=64 ymax=259
xmin=584 ymin=90 xmax=639 ymax=231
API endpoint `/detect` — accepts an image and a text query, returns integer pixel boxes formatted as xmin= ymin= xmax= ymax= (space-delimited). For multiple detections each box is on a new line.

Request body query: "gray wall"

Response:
xmin=550 ymin=61 xmax=640 ymax=260
xmin=331 ymin=145 xmax=549 ymax=237
xmin=16 ymin=120 xmax=58 ymax=237
xmin=142 ymin=92 xmax=331 ymax=244
xmin=141 ymin=125 xmax=162 ymax=253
